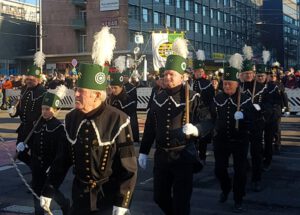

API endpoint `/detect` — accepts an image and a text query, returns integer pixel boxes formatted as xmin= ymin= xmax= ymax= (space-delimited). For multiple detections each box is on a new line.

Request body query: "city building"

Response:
xmin=22 ymin=0 xmax=262 ymax=73
xmin=0 ymin=0 xmax=37 ymax=75
xmin=260 ymin=0 xmax=300 ymax=68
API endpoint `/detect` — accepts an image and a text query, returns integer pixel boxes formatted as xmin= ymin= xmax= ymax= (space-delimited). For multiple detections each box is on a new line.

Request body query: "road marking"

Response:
xmin=0 ymin=162 xmax=25 ymax=172
xmin=140 ymin=177 xmax=153 ymax=185
xmin=2 ymin=205 xmax=62 ymax=214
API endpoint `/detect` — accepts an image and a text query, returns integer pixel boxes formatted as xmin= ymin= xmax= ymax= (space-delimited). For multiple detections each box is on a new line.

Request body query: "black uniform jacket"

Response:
xmin=140 ymin=84 xmax=213 ymax=162
xmin=108 ymin=88 xmax=139 ymax=143
xmin=43 ymin=103 xmax=137 ymax=209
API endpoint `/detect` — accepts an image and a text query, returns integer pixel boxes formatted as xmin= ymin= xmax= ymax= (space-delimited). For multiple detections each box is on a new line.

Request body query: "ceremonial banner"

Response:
xmin=152 ymin=32 xmax=184 ymax=71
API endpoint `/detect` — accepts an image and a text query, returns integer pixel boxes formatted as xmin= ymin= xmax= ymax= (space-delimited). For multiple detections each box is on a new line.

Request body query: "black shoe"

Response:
xmin=233 ymin=203 xmax=246 ymax=213
xmin=263 ymin=163 xmax=271 ymax=172
xmin=252 ymin=181 xmax=263 ymax=192
xmin=61 ymin=199 xmax=70 ymax=215
xmin=219 ymin=192 xmax=229 ymax=203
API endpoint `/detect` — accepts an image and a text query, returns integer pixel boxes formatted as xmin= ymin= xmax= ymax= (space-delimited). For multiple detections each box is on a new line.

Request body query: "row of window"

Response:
xmin=135 ymin=7 xmax=254 ymax=26
xmin=283 ymin=15 xmax=299 ymax=27
xmin=284 ymin=26 xmax=299 ymax=36
xmin=154 ymin=0 xmax=237 ymax=9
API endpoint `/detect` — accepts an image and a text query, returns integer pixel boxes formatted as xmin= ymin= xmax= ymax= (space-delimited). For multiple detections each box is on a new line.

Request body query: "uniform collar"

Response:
xmin=85 ymin=102 xmax=106 ymax=120
xmin=166 ymin=84 xmax=182 ymax=96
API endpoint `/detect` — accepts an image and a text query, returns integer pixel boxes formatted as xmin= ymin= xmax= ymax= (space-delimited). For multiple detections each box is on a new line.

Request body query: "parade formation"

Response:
xmin=0 ymin=24 xmax=298 ymax=215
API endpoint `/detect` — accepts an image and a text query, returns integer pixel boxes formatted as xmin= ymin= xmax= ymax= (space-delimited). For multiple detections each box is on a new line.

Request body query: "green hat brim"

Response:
xmin=110 ymin=72 xmax=124 ymax=86
xmin=193 ymin=59 xmax=205 ymax=70
xmin=26 ymin=65 xmax=41 ymax=77
xmin=224 ymin=67 xmax=239 ymax=81
xmin=42 ymin=92 xmax=60 ymax=108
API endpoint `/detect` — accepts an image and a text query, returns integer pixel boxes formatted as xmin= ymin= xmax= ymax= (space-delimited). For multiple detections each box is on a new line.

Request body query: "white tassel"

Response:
xmin=92 ymin=26 xmax=116 ymax=66
xmin=55 ymin=85 xmax=68 ymax=99
xmin=262 ymin=50 xmax=270 ymax=65
xmin=114 ymin=56 xmax=126 ymax=72
xmin=172 ymin=38 xmax=189 ymax=59
xmin=229 ymin=53 xmax=243 ymax=71
xmin=196 ymin=50 xmax=205 ymax=61
xmin=34 ymin=51 xmax=45 ymax=68
xmin=243 ymin=45 xmax=253 ymax=60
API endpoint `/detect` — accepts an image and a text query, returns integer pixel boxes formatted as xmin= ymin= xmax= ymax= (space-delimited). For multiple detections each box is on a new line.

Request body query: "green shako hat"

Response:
xmin=110 ymin=72 xmax=124 ymax=86
xmin=193 ymin=50 xmax=205 ymax=70
xmin=256 ymin=50 xmax=271 ymax=74
xmin=26 ymin=65 xmax=41 ymax=77
xmin=123 ymin=68 xmax=132 ymax=77
xmin=42 ymin=85 xmax=67 ymax=108
xmin=224 ymin=53 xmax=243 ymax=81
xmin=165 ymin=38 xmax=188 ymax=75
xmin=242 ymin=45 xmax=254 ymax=72
xmin=77 ymin=26 xmax=116 ymax=90
xmin=27 ymin=51 xmax=45 ymax=77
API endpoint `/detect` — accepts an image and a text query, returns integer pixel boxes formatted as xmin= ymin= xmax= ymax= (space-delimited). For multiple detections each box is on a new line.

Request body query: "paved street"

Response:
xmin=0 ymin=110 xmax=299 ymax=215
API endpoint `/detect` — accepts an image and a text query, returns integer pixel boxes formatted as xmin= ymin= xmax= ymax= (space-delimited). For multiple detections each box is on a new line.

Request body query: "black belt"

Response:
xmin=75 ymin=176 xmax=108 ymax=189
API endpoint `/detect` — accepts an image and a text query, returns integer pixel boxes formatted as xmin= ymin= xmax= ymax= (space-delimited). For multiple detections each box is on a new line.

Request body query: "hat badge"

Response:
xmin=95 ymin=72 xmax=106 ymax=85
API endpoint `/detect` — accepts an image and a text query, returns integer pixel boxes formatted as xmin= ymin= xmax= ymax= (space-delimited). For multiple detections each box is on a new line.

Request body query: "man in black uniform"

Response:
xmin=123 ymin=68 xmax=137 ymax=101
xmin=108 ymin=72 xmax=139 ymax=143
xmin=40 ymin=27 xmax=137 ymax=215
xmin=255 ymin=64 xmax=282 ymax=172
xmin=9 ymin=65 xmax=47 ymax=168
xmin=211 ymin=53 xmax=257 ymax=212
xmin=192 ymin=50 xmax=214 ymax=163
xmin=147 ymin=67 xmax=165 ymax=110
xmin=16 ymin=85 xmax=70 ymax=215
xmin=269 ymin=62 xmax=289 ymax=154
xmin=138 ymin=39 xmax=213 ymax=215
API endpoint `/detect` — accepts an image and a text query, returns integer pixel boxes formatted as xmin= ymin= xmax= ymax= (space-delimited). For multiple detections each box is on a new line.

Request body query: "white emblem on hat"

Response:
xmin=55 ymin=100 xmax=60 ymax=107
xmin=119 ymin=76 xmax=123 ymax=82
xmin=95 ymin=72 xmax=106 ymax=85
xmin=181 ymin=62 xmax=187 ymax=70
xmin=35 ymin=70 xmax=40 ymax=75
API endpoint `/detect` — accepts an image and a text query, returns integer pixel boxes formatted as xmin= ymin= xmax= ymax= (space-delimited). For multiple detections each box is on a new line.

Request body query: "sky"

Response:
xmin=18 ymin=0 xmax=37 ymax=5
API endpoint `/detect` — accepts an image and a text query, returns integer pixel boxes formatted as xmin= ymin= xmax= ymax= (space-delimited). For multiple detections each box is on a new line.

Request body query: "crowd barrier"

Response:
xmin=5 ymin=87 xmax=300 ymax=112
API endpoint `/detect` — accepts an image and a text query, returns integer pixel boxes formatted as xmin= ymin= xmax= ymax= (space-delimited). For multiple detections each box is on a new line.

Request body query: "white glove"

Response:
xmin=282 ymin=107 xmax=286 ymax=113
xmin=7 ymin=106 xmax=15 ymax=114
xmin=253 ymin=104 xmax=261 ymax=111
xmin=112 ymin=206 xmax=131 ymax=215
xmin=182 ymin=123 xmax=199 ymax=137
xmin=138 ymin=153 xmax=148 ymax=170
xmin=234 ymin=111 xmax=244 ymax=120
xmin=16 ymin=142 xmax=27 ymax=152
xmin=284 ymin=112 xmax=290 ymax=116
xmin=40 ymin=196 xmax=52 ymax=211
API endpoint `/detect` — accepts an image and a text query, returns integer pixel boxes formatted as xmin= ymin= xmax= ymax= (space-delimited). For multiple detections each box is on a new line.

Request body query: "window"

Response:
xmin=142 ymin=8 xmax=148 ymax=22
xmin=224 ymin=13 xmax=227 ymax=22
xmin=176 ymin=17 xmax=180 ymax=29
xmin=186 ymin=20 xmax=190 ymax=31
xmin=79 ymin=34 xmax=87 ymax=52
xmin=185 ymin=1 xmax=190 ymax=11
xmin=195 ymin=22 xmax=200 ymax=33
xmin=202 ymin=6 xmax=206 ymax=16
xmin=211 ymin=26 xmax=214 ymax=36
xmin=195 ymin=3 xmax=199 ymax=14
xmin=166 ymin=15 xmax=171 ymax=27
xmin=154 ymin=12 xmax=159 ymax=24
xmin=210 ymin=9 xmax=214 ymax=19
xmin=129 ymin=5 xmax=140 ymax=20
xmin=217 ymin=11 xmax=221 ymax=20
xmin=166 ymin=0 xmax=172 ymax=5
xmin=176 ymin=0 xmax=181 ymax=8
xmin=203 ymin=24 xmax=207 ymax=35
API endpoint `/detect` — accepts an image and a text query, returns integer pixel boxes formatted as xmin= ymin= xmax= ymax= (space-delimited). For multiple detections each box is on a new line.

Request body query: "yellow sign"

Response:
xmin=212 ymin=53 xmax=225 ymax=60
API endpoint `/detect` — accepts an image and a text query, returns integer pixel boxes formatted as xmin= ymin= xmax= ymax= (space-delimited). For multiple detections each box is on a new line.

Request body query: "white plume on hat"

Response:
xmin=229 ymin=53 xmax=243 ymax=71
xmin=126 ymin=58 xmax=135 ymax=68
xmin=196 ymin=50 xmax=205 ymax=61
xmin=262 ymin=50 xmax=270 ymax=65
xmin=92 ymin=26 xmax=116 ymax=66
xmin=55 ymin=85 xmax=68 ymax=99
xmin=272 ymin=61 xmax=280 ymax=67
xmin=242 ymin=45 xmax=253 ymax=60
xmin=172 ymin=38 xmax=189 ymax=59
xmin=114 ymin=56 xmax=126 ymax=72
xmin=34 ymin=51 xmax=45 ymax=68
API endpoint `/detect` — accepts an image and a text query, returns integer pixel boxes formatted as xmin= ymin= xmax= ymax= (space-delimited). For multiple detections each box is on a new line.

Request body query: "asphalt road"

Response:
xmin=0 ymin=110 xmax=299 ymax=215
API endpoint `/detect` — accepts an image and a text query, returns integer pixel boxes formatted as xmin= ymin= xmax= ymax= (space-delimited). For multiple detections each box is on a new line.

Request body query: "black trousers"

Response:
xmin=32 ymin=166 xmax=69 ymax=215
xmin=249 ymin=130 xmax=263 ymax=182
xmin=263 ymin=118 xmax=278 ymax=165
xmin=153 ymin=150 xmax=194 ymax=215
xmin=273 ymin=117 xmax=282 ymax=148
xmin=214 ymin=139 xmax=249 ymax=204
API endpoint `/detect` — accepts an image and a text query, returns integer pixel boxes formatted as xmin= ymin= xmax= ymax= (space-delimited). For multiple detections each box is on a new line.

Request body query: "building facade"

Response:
xmin=0 ymin=0 xmax=37 ymax=75
xmin=40 ymin=0 xmax=261 ymax=72
xmin=261 ymin=0 xmax=300 ymax=68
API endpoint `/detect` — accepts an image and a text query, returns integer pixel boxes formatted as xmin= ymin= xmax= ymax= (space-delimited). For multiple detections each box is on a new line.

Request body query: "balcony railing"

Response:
xmin=71 ymin=0 xmax=87 ymax=7
xmin=72 ymin=17 xmax=86 ymax=30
